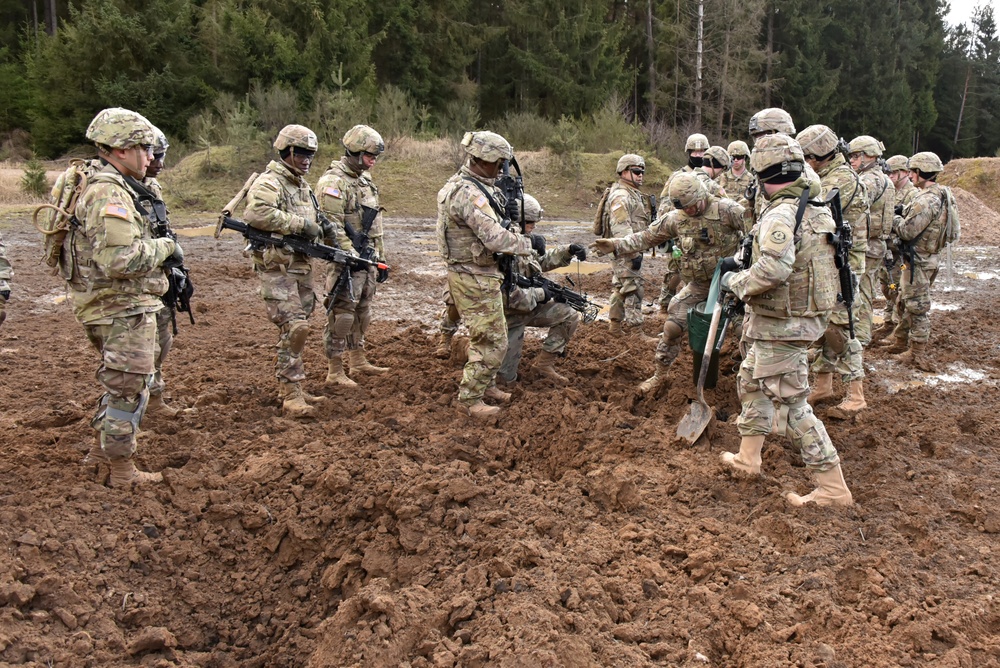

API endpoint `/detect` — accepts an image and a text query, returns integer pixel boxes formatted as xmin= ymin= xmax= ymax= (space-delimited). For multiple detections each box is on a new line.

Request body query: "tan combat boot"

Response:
xmin=109 ymin=458 xmax=163 ymax=488
xmin=869 ymin=320 xmax=895 ymax=344
xmin=460 ymin=400 xmax=501 ymax=419
xmin=808 ymin=372 xmax=835 ymax=404
xmin=608 ymin=320 xmax=624 ymax=335
xmin=827 ymin=380 xmax=866 ymax=420
xmin=280 ymin=382 xmax=317 ymax=418
xmin=785 ymin=464 xmax=853 ymax=507
xmin=720 ymin=435 xmax=765 ymax=476
xmin=147 ymin=393 xmax=180 ymax=417
xmin=325 ymin=356 xmax=358 ymax=387
xmin=484 ymin=385 xmax=511 ymax=403
xmin=434 ymin=331 xmax=455 ymax=359
xmin=348 ymin=349 xmax=389 ymax=375
xmin=883 ymin=336 xmax=909 ymax=354
xmin=895 ymin=341 xmax=937 ymax=373
xmin=637 ymin=361 xmax=670 ymax=396
xmin=534 ymin=350 xmax=569 ymax=384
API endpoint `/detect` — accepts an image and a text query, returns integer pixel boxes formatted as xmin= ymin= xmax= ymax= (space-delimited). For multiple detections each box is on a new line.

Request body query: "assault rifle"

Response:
xmin=826 ymin=189 xmax=857 ymax=340
xmin=496 ymin=157 xmax=525 ymax=232
xmin=215 ymin=216 xmax=388 ymax=311
xmin=514 ymin=273 xmax=601 ymax=323
xmin=722 ymin=233 xmax=754 ymax=319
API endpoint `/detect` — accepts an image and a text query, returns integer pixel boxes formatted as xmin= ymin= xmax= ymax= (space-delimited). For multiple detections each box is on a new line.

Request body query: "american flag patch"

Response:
xmin=103 ymin=203 xmax=130 ymax=219
xmin=324 ymin=187 xmax=342 ymax=198
xmin=474 ymin=195 xmax=488 ymax=208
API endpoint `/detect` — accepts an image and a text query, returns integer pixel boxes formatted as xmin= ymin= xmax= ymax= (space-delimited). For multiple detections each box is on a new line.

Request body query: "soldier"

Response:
xmin=0 ymin=232 xmax=10 ymax=328
xmin=593 ymin=173 xmax=745 ymax=395
xmin=598 ymin=154 xmax=654 ymax=335
xmin=437 ymin=131 xmax=536 ymax=418
xmin=719 ymin=133 xmax=853 ymax=507
xmin=747 ymin=108 xmax=795 ymax=142
xmin=318 ymin=124 xmax=390 ymax=387
xmin=700 ymin=146 xmax=731 ymax=188
xmin=872 ymin=155 xmax=919 ymax=342
xmin=796 ymin=124 xmax=869 ymax=419
xmin=243 ymin=124 xmax=332 ymax=418
xmin=73 ymin=108 xmax=180 ymax=487
xmin=882 ymin=151 xmax=955 ymax=372
xmin=498 ymin=194 xmax=587 ymax=385
xmin=719 ymin=140 xmax=753 ymax=200
xmin=848 ymin=136 xmax=895 ymax=349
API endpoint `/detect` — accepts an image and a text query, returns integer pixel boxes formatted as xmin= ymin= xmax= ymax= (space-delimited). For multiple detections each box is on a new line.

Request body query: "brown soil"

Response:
xmin=1 ymin=192 xmax=1000 ymax=668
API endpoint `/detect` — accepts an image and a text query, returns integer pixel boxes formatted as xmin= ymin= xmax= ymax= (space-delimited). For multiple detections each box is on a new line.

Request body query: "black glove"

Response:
xmin=377 ymin=267 xmax=389 ymax=283
xmin=505 ymin=196 xmax=521 ymax=223
xmin=302 ymin=218 xmax=322 ymax=241
xmin=530 ymin=233 xmax=546 ymax=255
xmin=630 ymin=255 xmax=643 ymax=271
xmin=537 ymin=284 xmax=554 ymax=304
xmin=568 ymin=243 xmax=587 ymax=261
xmin=719 ymin=256 xmax=740 ymax=274
xmin=894 ymin=204 xmax=904 ymax=216
xmin=319 ymin=218 xmax=336 ymax=240
xmin=0 ymin=290 xmax=9 ymax=301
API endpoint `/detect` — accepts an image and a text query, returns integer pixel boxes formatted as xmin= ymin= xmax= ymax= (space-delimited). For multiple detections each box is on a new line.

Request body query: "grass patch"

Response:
xmin=940 ymin=157 xmax=1000 ymax=214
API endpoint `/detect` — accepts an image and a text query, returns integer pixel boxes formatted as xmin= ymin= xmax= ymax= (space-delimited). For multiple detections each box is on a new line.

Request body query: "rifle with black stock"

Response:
xmin=513 ymin=272 xmax=602 ymax=323
xmin=825 ymin=188 xmax=857 ymax=340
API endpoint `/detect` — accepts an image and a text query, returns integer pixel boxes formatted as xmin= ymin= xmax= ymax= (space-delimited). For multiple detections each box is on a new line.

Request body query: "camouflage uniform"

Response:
xmin=244 ymin=159 xmax=319 ymax=384
xmin=437 ymin=164 xmax=533 ymax=406
xmin=603 ymin=181 xmax=653 ymax=326
xmin=855 ymin=159 xmax=895 ymax=346
xmin=719 ymin=167 xmax=753 ymax=203
xmin=0 ymin=232 xmax=11 ymax=328
xmin=883 ymin=173 xmax=919 ymax=323
xmin=141 ymin=176 xmax=174 ymax=399
xmin=893 ymin=183 xmax=949 ymax=345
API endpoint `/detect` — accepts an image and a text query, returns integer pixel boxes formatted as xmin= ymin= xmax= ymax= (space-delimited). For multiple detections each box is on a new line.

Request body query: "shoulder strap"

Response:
xmin=793 ymin=189 xmax=810 ymax=235
xmin=462 ymin=176 xmax=506 ymax=222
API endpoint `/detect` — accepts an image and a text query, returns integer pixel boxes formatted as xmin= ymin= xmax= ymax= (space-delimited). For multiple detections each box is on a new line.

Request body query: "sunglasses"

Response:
xmin=629 ymin=168 xmax=645 ymax=175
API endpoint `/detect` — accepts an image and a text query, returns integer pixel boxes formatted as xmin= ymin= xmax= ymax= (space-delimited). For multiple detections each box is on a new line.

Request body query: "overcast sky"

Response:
xmin=946 ymin=0 xmax=996 ymax=27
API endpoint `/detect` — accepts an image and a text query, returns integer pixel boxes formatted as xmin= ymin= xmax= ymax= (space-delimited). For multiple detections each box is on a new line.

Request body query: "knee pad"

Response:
xmin=288 ymin=319 xmax=310 ymax=355
xmin=332 ymin=312 xmax=354 ymax=339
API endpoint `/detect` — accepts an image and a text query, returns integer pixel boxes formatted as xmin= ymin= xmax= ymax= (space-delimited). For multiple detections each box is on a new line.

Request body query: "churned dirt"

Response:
xmin=1 ymin=190 xmax=1000 ymax=668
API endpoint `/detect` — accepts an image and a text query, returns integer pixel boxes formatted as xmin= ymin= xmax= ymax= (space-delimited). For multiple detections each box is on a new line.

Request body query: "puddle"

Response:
xmin=176 ymin=225 xmax=222 ymax=237
xmin=884 ymin=363 xmax=995 ymax=394
xmin=549 ymin=260 xmax=609 ymax=275
xmin=963 ymin=272 xmax=999 ymax=280
xmin=931 ymin=303 xmax=960 ymax=311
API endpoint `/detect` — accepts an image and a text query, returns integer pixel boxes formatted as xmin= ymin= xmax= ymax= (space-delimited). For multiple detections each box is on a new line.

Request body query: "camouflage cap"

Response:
xmin=748 ymin=108 xmax=795 ymax=138
xmin=750 ymin=133 xmax=805 ymax=178
xmin=685 ymin=133 xmax=710 ymax=152
xmin=151 ymin=127 xmax=169 ymax=156
xmin=704 ymin=145 xmax=731 ymax=170
xmin=668 ymin=172 xmax=708 ymax=209
xmin=519 ymin=193 xmax=544 ymax=224
xmin=848 ymin=135 xmax=884 ymax=157
xmin=616 ymin=153 xmax=645 ymax=174
xmin=343 ymin=124 xmax=384 ymax=155
xmin=461 ymin=131 xmax=513 ymax=162
xmin=274 ymin=124 xmax=318 ymax=152
xmin=727 ymin=140 xmax=750 ymax=158
xmin=885 ymin=155 xmax=910 ymax=172
xmin=908 ymin=151 xmax=944 ymax=173
xmin=796 ymin=124 xmax=838 ymax=158
xmin=85 ymin=107 xmax=156 ymax=150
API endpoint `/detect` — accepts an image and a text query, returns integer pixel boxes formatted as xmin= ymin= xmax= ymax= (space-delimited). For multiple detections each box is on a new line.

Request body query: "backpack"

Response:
xmin=592 ymin=187 xmax=612 ymax=237
xmin=940 ymin=186 xmax=960 ymax=248
xmin=33 ymin=159 xmax=97 ymax=275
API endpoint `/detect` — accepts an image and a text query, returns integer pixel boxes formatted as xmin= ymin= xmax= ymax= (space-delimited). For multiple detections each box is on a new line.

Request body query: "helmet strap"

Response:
xmin=104 ymin=146 xmax=147 ymax=180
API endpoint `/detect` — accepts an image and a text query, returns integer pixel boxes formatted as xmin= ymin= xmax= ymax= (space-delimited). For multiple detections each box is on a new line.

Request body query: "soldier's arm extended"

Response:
xmin=895 ymin=191 xmax=943 ymax=242
xmin=244 ymin=176 xmax=312 ymax=236
xmin=613 ymin=211 xmax=677 ymax=256
xmin=316 ymin=177 xmax=358 ymax=252
xmin=538 ymin=245 xmax=574 ymax=272
xmin=727 ymin=216 xmax=795 ymax=300
xmin=88 ymin=189 xmax=174 ymax=279
xmin=720 ymin=199 xmax=749 ymax=234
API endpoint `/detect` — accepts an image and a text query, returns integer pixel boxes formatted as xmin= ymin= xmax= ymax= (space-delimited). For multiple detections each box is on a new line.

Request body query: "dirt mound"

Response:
xmin=1 ymin=197 xmax=1000 ymax=666
xmin=940 ymin=156 xmax=1000 ymax=216
xmin=951 ymin=186 xmax=1000 ymax=245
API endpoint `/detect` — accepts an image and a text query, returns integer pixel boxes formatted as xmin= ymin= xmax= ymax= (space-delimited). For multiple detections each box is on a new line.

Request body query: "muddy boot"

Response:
xmin=460 ymin=400 xmax=500 ymax=419
xmin=869 ymin=320 xmax=895 ymax=344
xmin=348 ymin=349 xmax=389 ymax=375
xmin=638 ymin=361 xmax=670 ymax=396
xmin=883 ymin=336 xmax=909 ymax=354
xmin=84 ymin=439 xmax=110 ymax=466
xmin=280 ymin=382 xmax=317 ymax=418
xmin=300 ymin=388 xmax=328 ymax=405
xmin=434 ymin=331 xmax=455 ymax=359
xmin=608 ymin=320 xmax=624 ymax=336
xmin=632 ymin=329 xmax=660 ymax=346
xmin=808 ymin=372 xmax=835 ymax=404
xmin=827 ymin=380 xmax=866 ymax=420
xmin=109 ymin=457 xmax=163 ymax=488
xmin=785 ymin=464 xmax=853 ymax=507
xmin=147 ymin=393 xmax=179 ymax=417
xmin=325 ymin=356 xmax=358 ymax=387
xmin=534 ymin=350 xmax=568 ymax=384
xmin=720 ymin=435 xmax=765 ymax=476
xmin=484 ymin=385 xmax=511 ymax=403
xmin=895 ymin=341 xmax=936 ymax=373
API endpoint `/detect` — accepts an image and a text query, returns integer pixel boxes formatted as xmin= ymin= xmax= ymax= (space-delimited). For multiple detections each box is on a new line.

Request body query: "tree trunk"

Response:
xmin=45 ymin=0 xmax=56 ymax=35
xmin=764 ymin=2 xmax=774 ymax=107
xmin=646 ymin=0 xmax=657 ymax=120
xmin=953 ymin=66 xmax=972 ymax=154
xmin=694 ymin=0 xmax=704 ymax=128
xmin=718 ymin=29 xmax=731 ymax=136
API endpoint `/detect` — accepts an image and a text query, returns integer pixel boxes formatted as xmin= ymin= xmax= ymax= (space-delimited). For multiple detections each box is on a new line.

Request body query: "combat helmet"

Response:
xmin=703 ymin=146 xmax=731 ymax=170
xmin=848 ymin=135 xmax=884 ymax=157
xmin=668 ymin=172 xmax=708 ymax=209
xmin=750 ymin=133 xmax=805 ymax=183
xmin=685 ymin=133 xmax=710 ymax=152
xmin=617 ymin=153 xmax=645 ymax=174
xmin=151 ymin=127 xmax=169 ymax=157
xmin=748 ymin=108 xmax=795 ymax=138
xmin=727 ymin=140 xmax=750 ymax=158
xmin=343 ymin=124 xmax=384 ymax=155
xmin=273 ymin=124 xmax=318 ymax=152
xmin=461 ymin=131 xmax=513 ymax=163
xmin=796 ymin=124 xmax=839 ymax=159
xmin=519 ymin=194 xmax=544 ymax=224
xmin=85 ymin=107 xmax=156 ymax=149
xmin=908 ymin=151 xmax=944 ymax=174
xmin=885 ymin=155 xmax=910 ymax=172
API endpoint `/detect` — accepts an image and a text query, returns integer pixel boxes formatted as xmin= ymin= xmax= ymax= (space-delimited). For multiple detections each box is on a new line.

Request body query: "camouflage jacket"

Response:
xmin=719 ymin=168 xmax=753 ymax=202
xmin=603 ymin=181 xmax=652 ymax=259
xmin=816 ymin=154 xmax=868 ymax=271
xmin=660 ymin=167 xmax=724 ymax=212
xmin=317 ymin=158 xmax=385 ymax=262
xmin=858 ymin=163 xmax=895 ymax=258
xmin=0 ymin=232 xmax=11 ymax=291
xmin=244 ymin=160 xmax=317 ymax=273
xmin=895 ymin=182 xmax=948 ymax=263
xmin=71 ymin=164 xmax=174 ymax=324
xmin=437 ymin=166 xmax=533 ymax=278
xmin=895 ymin=180 xmax=919 ymax=208
xmin=506 ymin=242 xmax=575 ymax=314
xmin=614 ymin=196 xmax=746 ymax=283
xmin=727 ymin=179 xmax=837 ymax=342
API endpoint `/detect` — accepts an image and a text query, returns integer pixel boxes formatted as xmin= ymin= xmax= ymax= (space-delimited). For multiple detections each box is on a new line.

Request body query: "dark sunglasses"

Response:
xmin=629 ymin=168 xmax=645 ymax=175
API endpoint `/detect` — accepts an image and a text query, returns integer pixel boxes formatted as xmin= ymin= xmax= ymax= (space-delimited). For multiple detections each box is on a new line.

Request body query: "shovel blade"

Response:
xmin=676 ymin=400 xmax=713 ymax=444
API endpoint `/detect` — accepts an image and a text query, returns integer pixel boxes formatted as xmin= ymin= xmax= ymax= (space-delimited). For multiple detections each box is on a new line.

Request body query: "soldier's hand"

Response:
xmin=721 ymin=271 xmax=737 ymax=293
xmin=719 ymin=256 xmax=740 ymax=275
xmin=535 ymin=285 xmax=554 ymax=304
xmin=894 ymin=204 xmax=904 ymax=216
xmin=302 ymin=218 xmax=322 ymax=241
xmin=530 ymin=233 xmax=546 ymax=256
xmin=630 ymin=256 xmax=643 ymax=272
xmin=319 ymin=218 xmax=336 ymax=240
xmin=377 ymin=267 xmax=389 ymax=283
xmin=591 ymin=239 xmax=615 ymax=256
xmin=568 ymin=243 xmax=587 ymax=261
xmin=0 ymin=290 xmax=9 ymax=301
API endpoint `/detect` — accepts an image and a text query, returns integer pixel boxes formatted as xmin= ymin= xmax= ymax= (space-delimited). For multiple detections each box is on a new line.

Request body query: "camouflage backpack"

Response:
xmin=938 ymin=186 xmax=960 ymax=250
xmin=592 ymin=187 xmax=612 ymax=237
xmin=33 ymin=159 xmax=99 ymax=281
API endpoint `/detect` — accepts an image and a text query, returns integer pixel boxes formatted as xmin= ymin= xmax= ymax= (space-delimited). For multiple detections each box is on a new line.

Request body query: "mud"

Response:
xmin=1 ymin=196 xmax=1000 ymax=667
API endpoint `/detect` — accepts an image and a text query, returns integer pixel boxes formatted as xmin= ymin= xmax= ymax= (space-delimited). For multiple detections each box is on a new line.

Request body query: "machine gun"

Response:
xmin=514 ymin=273 xmax=601 ymax=323
xmin=825 ymin=188 xmax=857 ymax=340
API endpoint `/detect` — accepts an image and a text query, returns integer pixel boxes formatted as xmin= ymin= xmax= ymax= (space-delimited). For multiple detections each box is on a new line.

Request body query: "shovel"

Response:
xmin=676 ymin=296 xmax=726 ymax=444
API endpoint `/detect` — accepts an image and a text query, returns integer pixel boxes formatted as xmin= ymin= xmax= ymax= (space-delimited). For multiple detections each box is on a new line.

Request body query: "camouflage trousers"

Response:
xmin=257 ymin=267 xmax=315 ymax=383
xmin=855 ymin=253 xmax=883 ymax=347
xmin=150 ymin=306 xmax=173 ymax=396
xmin=609 ymin=256 xmax=644 ymax=326
xmin=656 ymin=281 xmax=709 ymax=365
xmin=84 ymin=312 xmax=157 ymax=460
xmin=737 ymin=338 xmax=840 ymax=472
xmin=880 ymin=247 xmax=903 ymax=323
xmin=448 ymin=271 xmax=507 ymax=405
xmin=498 ymin=302 xmax=580 ymax=382
xmin=658 ymin=271 xmax=683 ymax=309
xmin=439 ymin=288 xmax=461 ymax=335
xmin=893 ymin=256 xmax=939 ymax=345
xmin=813 ymin=301 xmax=864 ymax=382
xmin=323 ymin=265 xmax=377 ymax=358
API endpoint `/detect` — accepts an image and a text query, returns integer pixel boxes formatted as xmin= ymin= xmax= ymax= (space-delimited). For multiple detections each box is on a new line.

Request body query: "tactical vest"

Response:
xmin=912 ymin=184 xmax=949 ymax=256
xmin=865 ymin=170 xmax=894 ymax=240
xmin=747 ymin=202 xmax=839 ymax=318
xmin=675 ymin=200 xmax=742 ymax=282
xmin=247 ymin=165 xmax=316 ymax=272
xmin=437 ymin=176 xmax=502 ymax=268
